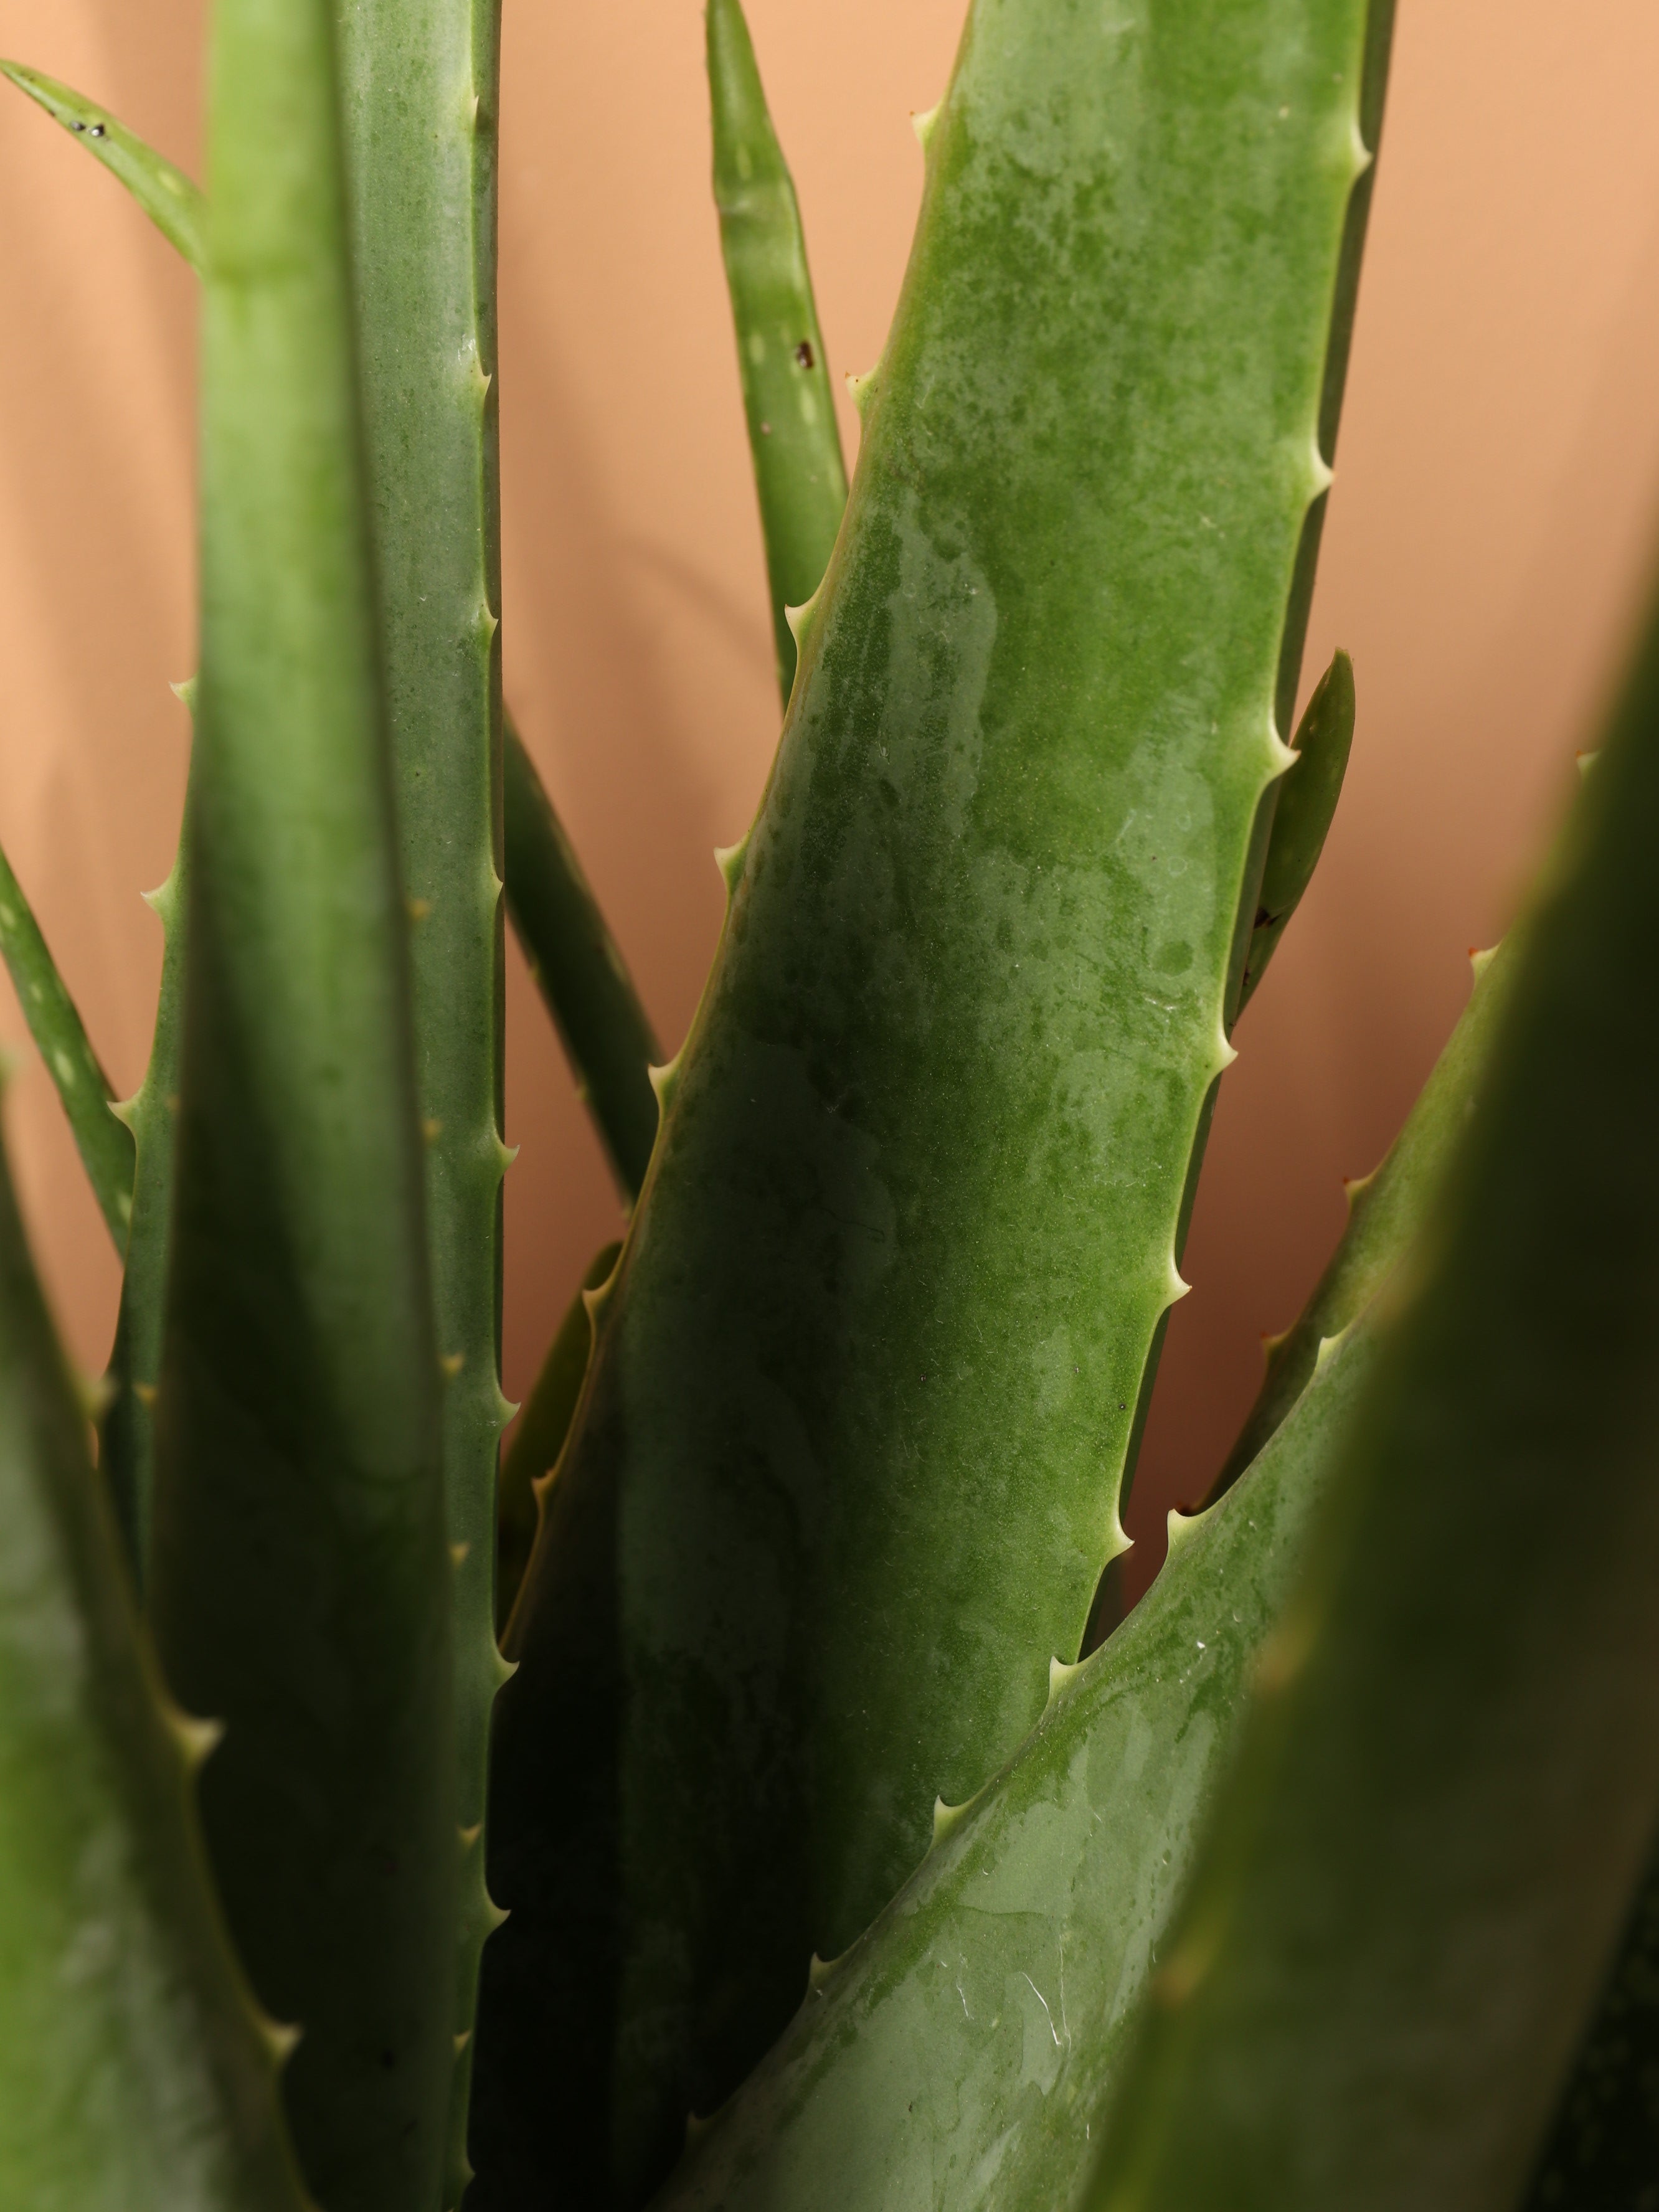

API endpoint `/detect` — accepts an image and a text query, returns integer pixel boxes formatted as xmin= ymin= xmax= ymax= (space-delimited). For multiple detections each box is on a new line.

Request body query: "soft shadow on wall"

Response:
xmin=0 ymin=0 xmax=1657 ymax=1602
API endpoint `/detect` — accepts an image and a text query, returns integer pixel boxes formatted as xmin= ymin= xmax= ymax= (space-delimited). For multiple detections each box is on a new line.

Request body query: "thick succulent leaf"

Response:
xmin=659 ymin=769 xmax=1521 ymax=2207
xmin=1520 ymin=1832 xmax=1659 ymax=2209
xmin=1083 ymin=590 xmax=1659 ymax=2211
xmin=658 ymin=1323 xmax=1374 ymax=2212
xmin=503 ymin=723 xmax=659 ymax=1201
xmin=148 ymin=0 xmax=455 ymax=2204
xmin=1236 ymin=649 xmax=1354 ymax=1009
xmin=330 ymin=0 xmax=509 ymax=2188
xmin=1209 ymin=932 xmax=1518 ymax=1500
xmin=0 ymin=60 xmax=207 ymax=268
xmin=0 ymin=1106 xmax=310 ymax=2210
xmin=707 ymin=0 xmax=848 ymax=702
xmin=476 ymin=1 xmax=1392 ymax=2200
xmin=0 ymin=828 xmax=133 ymax=1246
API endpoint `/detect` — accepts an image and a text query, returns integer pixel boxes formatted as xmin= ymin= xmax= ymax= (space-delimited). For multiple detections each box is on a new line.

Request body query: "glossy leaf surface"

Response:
xmin=660 ymin=1325 xmax=1374 ymax=2212
xmin=478 ymin=1 xmax=1389 ymax=2199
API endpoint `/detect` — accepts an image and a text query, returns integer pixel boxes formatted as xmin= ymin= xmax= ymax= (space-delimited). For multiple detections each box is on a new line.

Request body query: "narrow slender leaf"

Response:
xmin=329 ymin=2 xmax=511 ymax=2188
xmin=0 ymin=830 xmax=133 ymax=1246
xmin=477 ymin=1 xmax=1393 ymax=2199
xmin=149 ymin=2 xmax=455 ymax=2208
xmin=0 ymin=61 xmax=206 ymax=269
xmin=1236 ymin=648 xmax=1355 ymax=1009
xmin=1208 ymin=932 xmax=1518 ymax=1501
xmin=100 ymin=785 xmax=189 ymax=1584
xmin=1084 ymin=590 xmax=1659 ymax=2212
xmin=0 ymin=76 xmax=652 ymax=1288
xmin=496 ymin=1241 xmax=620 ymax=1636
xmin=707 ymin=0 xmax=848 ymax=702
xmin=503 ymin=722 xmax=660 ymax=1203
xmin=0 ymin=1103 xmax=309 ymax=2211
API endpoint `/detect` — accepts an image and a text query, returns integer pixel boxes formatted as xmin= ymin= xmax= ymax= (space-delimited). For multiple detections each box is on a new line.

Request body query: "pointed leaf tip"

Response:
xmin=1 ymin=61 xmax=207 ymax=272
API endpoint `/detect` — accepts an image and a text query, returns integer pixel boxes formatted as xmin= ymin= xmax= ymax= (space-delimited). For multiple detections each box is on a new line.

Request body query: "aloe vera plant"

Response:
xmin=3 ymin=0 xmax=1659 ymax=2208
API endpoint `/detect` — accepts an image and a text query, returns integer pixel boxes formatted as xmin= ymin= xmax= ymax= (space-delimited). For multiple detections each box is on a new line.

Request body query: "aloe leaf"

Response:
xmin=1208 ymin=932 xmax=1518 ymax=1502
xmin=101 ymin=815 xmax=188 ymax=1579
xmin=0 ymin=60 xmax=207 ymax=268
xmin=707 ymin=0 xmax=848 ymax=702
xmin=0 ymin=831 xmax=133 ymax=1247
xmin=496 ymin=1241 xmax=620 ymax=1635
xmin=656 ymin=1323 xmax=1373 ymax=2212
xmin=147 ymin=0 xmax=455 ymax=2202
xmin=1236 ymin=648 xmax=1354 ymax=1011
xmin=328 ymin=1 xmax=510 ymax=2186
xmin=476 ymin=2 xmax=1393 ymax=2200
xmin=1520 ymin=1833 xmax=1659 ymax=2208
xmin=659 ymin=859 xmax=1511 ymax=2208
xmin=0 ymin=1106 xmax=308 ymax=2208
xmin=503 ymin=722 xmax=660 ymax=1202
xmin=1082 ymin=600 xmax=1659 ymax=2210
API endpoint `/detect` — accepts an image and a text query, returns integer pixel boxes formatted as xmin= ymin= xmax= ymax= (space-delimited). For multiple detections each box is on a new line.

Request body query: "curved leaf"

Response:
xmin=0 ymin=60 xmax=206 ymax=268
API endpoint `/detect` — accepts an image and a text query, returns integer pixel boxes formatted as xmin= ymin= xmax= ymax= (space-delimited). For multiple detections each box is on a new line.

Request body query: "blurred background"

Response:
xmin=0 ymin=0 xmax=1655 ymax=1599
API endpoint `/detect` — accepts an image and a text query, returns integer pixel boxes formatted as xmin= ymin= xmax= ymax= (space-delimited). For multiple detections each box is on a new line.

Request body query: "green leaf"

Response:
xmin=1209 ymin=932 xmax=1518 ymax=1501
xmin=1236 ymin=648 xmax=1355 ymax=1010
xmin=659 ymin=749 xmax=1521 ymax=2206
xmin=0 ymin=70 xmax=654 ymax=1289
xmin=0 ymin=60 xmax=206 ymax=269
xmin=0 ymin=1104 xmax=308 ymax=2210
xmin=658 ymin=1322 xmax=1376 ymax=2212
xmin=0 ymin=830 xmax=133 ymax=1247
xmin=329 ymin=2 xmax=510 ymax=2188
xmin=147 ymin=0 xmax=455 ymax=2204
xmin=1083 ymin=583 xmax=1659 ymax=2212
xmin=100 ymin=810 xmax=188 ymax=1579
xmin=478 ymin=1 xmax=1392 ymax=2199
xmin=503 ymin=722 xmax=660 ymax=1202
xmin=496 ymin=1241 xmax=620 ymax=1637
xmin=707 ymin=0 xmax=848 ymax=702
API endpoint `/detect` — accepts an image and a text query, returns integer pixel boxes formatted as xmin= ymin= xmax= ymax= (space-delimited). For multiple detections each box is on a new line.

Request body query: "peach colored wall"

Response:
xmin=0 ymin=0 xmax=1656 ymax=1597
